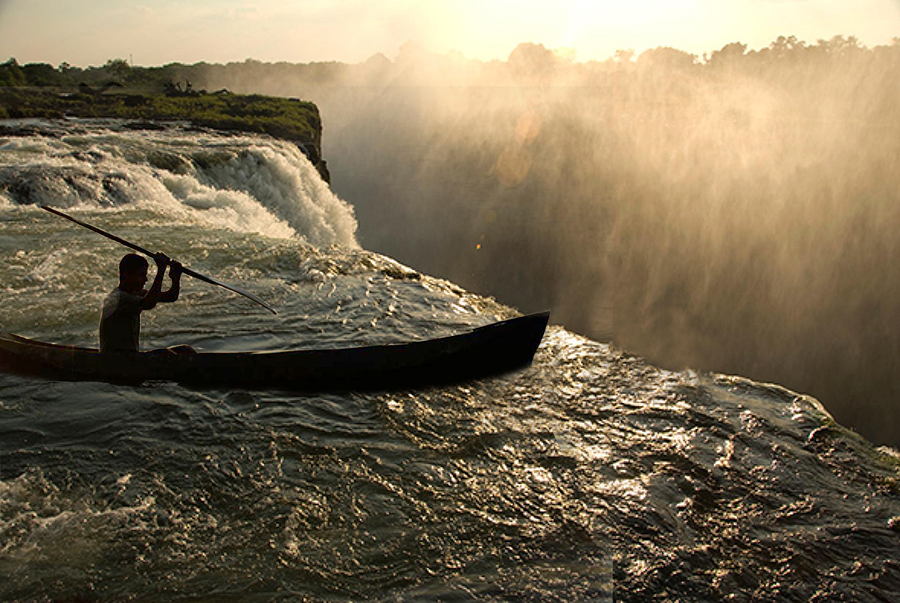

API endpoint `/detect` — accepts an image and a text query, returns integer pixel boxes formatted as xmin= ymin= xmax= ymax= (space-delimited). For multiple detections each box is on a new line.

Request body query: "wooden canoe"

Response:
xmin=0 ymin=312 xmax=550 ymax=390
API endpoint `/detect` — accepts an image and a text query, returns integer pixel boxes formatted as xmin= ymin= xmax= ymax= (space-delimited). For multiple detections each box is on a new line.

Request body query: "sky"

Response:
xmin=0 ymin=0 xmax=898 ymax=67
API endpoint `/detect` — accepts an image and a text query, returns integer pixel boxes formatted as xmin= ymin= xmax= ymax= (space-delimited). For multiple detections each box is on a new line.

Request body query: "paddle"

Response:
xmin=39 ymin=205 xmax=277 ymax=315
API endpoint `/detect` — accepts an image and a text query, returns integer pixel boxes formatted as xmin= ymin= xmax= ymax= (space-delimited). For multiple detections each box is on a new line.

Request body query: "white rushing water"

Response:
xmin=0 ymin=119 xmax=358 ymax=247
xmin=0 ymin=121 xmax=898 ymax=602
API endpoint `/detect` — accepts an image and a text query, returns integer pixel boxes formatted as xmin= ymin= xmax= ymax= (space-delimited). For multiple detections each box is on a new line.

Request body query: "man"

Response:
xmin=99 ymin=252 xmax=191 ymax=354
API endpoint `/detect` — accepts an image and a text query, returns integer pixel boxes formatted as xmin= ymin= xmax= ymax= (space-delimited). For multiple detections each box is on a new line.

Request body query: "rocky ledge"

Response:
xmin=0 ymin=87 xmax=330 ymax=183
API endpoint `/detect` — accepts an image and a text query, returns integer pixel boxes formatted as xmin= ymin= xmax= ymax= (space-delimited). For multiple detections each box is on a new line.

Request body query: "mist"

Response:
xmin=161 ymin=37 xmax=900 ymax=446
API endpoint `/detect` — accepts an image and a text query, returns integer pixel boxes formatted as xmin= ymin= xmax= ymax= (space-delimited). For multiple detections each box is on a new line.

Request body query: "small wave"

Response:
xmin=162 ymin=173 xmax=296 ymax=239
xmin=197 ymin=142 xmax=358 ymax=248
xmin=0 ymin=121 xmax=358 ymax=248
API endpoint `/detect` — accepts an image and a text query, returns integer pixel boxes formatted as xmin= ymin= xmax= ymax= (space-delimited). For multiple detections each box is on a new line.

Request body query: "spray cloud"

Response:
xmin=170 ymin=37 xmax=899 ymax=446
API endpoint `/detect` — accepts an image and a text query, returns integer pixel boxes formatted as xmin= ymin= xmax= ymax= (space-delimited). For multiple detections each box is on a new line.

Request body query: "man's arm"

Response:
xmin=141 ymin=253 xmax=169 ymax=310
xmin=160 ymin=261 xmax=182 ymax=303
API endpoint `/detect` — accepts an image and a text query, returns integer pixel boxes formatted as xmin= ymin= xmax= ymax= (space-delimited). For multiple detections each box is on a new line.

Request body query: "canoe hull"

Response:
xmin=0 ymin=312 xmax=550 ymax=390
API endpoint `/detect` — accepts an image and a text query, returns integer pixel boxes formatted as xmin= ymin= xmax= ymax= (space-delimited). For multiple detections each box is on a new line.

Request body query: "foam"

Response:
xmin=0 ymin=122 xmax=359 ymax=248
xmin=196 ymin=140 xmax=359 ymax=247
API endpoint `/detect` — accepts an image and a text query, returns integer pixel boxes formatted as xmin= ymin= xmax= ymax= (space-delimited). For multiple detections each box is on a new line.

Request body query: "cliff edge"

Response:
xmin=0 ymin=87 xmax=330 ymax=183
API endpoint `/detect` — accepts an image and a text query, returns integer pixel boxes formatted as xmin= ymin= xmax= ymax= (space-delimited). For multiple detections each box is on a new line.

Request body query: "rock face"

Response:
xmin=0 ymin=87 xmax=330 ymax=183
xmin=297 ymin=141 xmax=330 ymax=184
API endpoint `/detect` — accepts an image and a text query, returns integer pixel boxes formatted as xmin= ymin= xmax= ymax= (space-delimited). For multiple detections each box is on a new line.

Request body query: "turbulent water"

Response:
xmin=1 ymin=121 xmax=898 ymax=601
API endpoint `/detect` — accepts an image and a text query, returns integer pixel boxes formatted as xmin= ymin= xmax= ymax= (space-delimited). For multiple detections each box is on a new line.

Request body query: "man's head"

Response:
xmin=118 ymin=253 xmax=149 ymax=292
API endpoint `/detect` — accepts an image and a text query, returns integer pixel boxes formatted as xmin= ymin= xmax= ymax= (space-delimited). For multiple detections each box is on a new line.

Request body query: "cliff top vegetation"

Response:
xmin=0 ymin=66 xmax=321 ymax=150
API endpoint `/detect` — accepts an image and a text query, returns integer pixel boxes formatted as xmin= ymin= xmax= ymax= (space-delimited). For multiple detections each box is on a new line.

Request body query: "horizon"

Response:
xmin=2 ymin=33 xmax=897 ymax=71
xmin=2 ymin=32 xmax=898 ymax=75
xmin=0 ymin=0 xmax=898 ymax=68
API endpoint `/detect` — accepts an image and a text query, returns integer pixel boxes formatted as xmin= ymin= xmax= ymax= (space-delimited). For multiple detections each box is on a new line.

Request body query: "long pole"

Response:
xmin=40 ymin=205 xmax=277 ymax=315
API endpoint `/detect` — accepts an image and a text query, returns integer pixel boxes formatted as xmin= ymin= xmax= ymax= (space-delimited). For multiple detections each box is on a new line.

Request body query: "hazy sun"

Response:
xmin=561 ymin=0 xmax=709 ymax=57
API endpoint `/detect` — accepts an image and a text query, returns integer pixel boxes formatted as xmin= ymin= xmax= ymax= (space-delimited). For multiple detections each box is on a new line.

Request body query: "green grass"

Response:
xmin=0 ymin=88 xmax=321 ymax=146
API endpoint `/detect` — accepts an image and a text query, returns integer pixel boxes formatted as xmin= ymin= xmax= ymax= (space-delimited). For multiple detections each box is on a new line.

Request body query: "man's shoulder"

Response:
xmin=108 ymin=286 xmax=147 ymax=299
xmin=103 ymin=287 xmax=145 ymax=314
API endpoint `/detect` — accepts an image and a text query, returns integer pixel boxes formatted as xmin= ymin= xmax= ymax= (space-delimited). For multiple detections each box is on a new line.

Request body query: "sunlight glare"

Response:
xmin=561 ymin=0 xmax=707 ymax=56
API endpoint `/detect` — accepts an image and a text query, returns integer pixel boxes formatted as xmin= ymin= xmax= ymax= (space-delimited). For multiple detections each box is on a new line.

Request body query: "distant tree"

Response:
xmin=815 ymin=35 xmax=863 ymax=57
xmin=103 ymin=58 xmax=132 ymax=83
xmin=638 ymin=47 xmax=697 ymax=69
xmin=767 ymin=35 xmax=807 ymax=61
xmin=22 ymin=62 xmax=70 ymax=86
xmin=364 ymin=53 xmax=391 ymax=69
xmin=0 ymin=58 xmax=26 ymax=86
xmin=508 ymin=42 xmax=558 ymax=79
xmin=614 ymin=49 xmax=635 ymax=63
xmin=708 ymin=42 xmax=747 ymax=70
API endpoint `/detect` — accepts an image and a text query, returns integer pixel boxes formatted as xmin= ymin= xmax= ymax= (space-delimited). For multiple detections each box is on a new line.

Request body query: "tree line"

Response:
xmin=2 ymin=35 xmax=898 ymax=90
